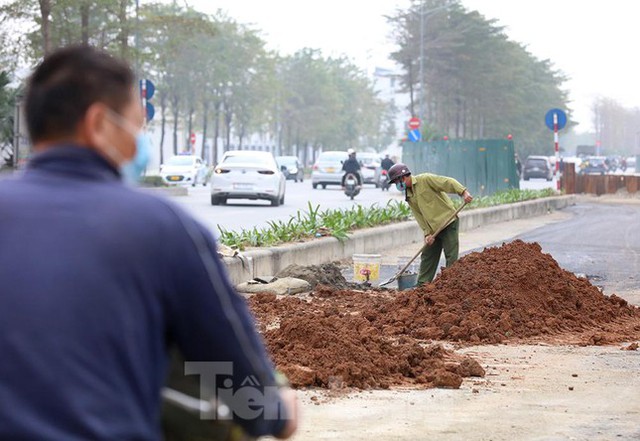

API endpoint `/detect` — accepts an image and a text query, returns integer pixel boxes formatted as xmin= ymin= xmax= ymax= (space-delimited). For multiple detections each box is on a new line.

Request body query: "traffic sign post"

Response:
xmin=140 ymin=79 xmax=156 ymax=122
xmin=408 ymin=129 xmax=421 ymax=142
xmin=545 ymin=108 xmax=567 ymax=191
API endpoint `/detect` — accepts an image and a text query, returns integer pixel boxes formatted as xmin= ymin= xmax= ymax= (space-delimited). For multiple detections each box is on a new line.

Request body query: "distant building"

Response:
xmin=371 ymin=66 xmax=411 ymax=159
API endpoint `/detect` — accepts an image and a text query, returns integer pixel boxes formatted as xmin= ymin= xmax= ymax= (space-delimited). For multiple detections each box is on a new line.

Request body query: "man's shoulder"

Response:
xmin=120 ymin=187 xmax=195 ymax=225
xmin=415 ymin=172 xmax=439 ymax=182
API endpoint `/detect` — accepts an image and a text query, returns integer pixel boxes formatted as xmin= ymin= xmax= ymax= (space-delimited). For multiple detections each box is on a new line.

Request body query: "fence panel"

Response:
xmin=402 ymin=139 xmax=519 ymax=196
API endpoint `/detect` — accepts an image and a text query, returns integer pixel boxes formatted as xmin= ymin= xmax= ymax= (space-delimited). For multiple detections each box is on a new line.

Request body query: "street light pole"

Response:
xmin=417 ymin=3 xmax=454 ymax=123
xmin=419 ymin=0 xmax=424 ymax=122
xmin=135 ymin=0 xmax=140 ymax=80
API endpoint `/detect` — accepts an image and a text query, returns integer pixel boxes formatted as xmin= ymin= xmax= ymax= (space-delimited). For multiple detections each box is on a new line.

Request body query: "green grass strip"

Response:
xmin=218 ymin=188 xmax=558 ymax=250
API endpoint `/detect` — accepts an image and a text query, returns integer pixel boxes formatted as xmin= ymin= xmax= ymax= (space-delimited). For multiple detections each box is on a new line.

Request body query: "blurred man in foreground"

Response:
xmin=0 ymin=46 xmax=297 ymax=440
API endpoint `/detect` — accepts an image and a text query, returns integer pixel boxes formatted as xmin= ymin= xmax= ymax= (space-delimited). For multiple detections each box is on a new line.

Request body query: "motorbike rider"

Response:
xmin=381 ymin=154 xmax=394 ymax=172
xmin=342 ymin=149 xmax=362 ymax=187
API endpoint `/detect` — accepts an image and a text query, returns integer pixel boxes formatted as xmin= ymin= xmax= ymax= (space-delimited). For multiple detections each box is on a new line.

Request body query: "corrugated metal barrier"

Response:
xmin=401 ymin=139 xmax=520 ymax=196
xmin=562 ymin=163 xmax=640 ymax=195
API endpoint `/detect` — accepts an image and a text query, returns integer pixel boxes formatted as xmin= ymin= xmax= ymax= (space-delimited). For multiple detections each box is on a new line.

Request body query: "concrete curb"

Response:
xmin=141 ymin=186 xmax=189 ymax=197
xmin=222 ymin=195 xmax=577 ymax=285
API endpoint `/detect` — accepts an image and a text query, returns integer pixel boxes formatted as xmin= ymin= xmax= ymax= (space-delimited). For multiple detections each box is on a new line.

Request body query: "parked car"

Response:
xmin=580 ymin=156 xmax=608 ymax=175
xmin=160 ymin=154 xmax=208 ymax=186
xmin=210 ymin=151 xmax=286 ymax=206
xmin=357 ymin=152 xmax=382 ymax=187
xmin=276 ymin=156 xmax=304 ymax=182
xmin=522 ymin=155 xmax=553 ymax=181
xmin=311 ymin=150 xmax=348 ymax=189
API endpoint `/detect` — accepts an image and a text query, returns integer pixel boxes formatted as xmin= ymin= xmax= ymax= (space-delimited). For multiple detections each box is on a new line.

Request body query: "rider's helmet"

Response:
xmin=388 ymin=163 xmax=411 ymax=183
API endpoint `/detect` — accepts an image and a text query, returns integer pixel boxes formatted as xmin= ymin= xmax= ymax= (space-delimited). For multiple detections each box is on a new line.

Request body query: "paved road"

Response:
xmin=512 ymin=202 xmax=640 ymax=296
xmin=168 ymin=181 xmax=405 ymax=235
xmin=169 ymin=178 xmax=557 ymax=235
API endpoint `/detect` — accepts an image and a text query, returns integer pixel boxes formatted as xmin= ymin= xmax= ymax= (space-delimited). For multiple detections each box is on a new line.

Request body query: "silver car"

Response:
xmin=210 ymin=151 xmax=286 ymax=206
xmin=311 ymin=151 xmax=348 ymax=189
xmin=276 ymin=156 xmax=304 ymax=182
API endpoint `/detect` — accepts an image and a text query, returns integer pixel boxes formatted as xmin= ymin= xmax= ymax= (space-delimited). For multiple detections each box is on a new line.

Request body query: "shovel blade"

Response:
xmin=379 ymin=276 xmax=397 ymax=287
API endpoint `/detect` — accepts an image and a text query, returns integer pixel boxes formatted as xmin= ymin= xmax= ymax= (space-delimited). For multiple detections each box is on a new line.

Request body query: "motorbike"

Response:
xmin=343 ymin=172 xmax=361 ymax=200
xmin=379 ymin=169 xmax=390 ymax=191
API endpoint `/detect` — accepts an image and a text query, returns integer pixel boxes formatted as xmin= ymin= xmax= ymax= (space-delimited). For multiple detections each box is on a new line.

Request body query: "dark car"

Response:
xmin=580 ymin=156 xmax=608 ymax=175
xmin=276 ymin=156 xmax=304 ymax=182
xmin=522 ymin=155 xmax=553 ymax=181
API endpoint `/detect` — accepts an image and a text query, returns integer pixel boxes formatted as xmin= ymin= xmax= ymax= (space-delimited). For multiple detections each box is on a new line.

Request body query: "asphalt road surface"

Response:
xmin=510 ymin=202 xmax=640 ymax=296
xmin=169 ymin=181 xmax=405 ymax=235
xmin=169 ymin=178 xmax=557 ymax=235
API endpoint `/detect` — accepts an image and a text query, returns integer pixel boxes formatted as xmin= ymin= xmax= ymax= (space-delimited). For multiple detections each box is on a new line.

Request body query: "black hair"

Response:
xmin=25 ymin=45 xmax=135 ymax=143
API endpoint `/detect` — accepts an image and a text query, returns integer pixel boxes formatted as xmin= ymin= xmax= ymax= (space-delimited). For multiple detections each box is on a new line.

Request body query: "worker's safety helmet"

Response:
xmin=388 ymin=163 xmax=411 ymax=183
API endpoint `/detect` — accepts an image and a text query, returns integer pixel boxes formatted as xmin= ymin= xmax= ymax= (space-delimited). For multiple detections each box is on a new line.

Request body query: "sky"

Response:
xmin=184 ymin=0 xmax=640 ymax=132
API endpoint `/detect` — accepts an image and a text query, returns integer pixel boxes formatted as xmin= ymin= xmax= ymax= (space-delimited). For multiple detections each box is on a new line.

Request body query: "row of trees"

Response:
xmin=388 ymin=0 xmax=571 ymax=157
xmin=0 ymin=0 xmax=386 ymax=165
xmin=1 ymin=0 xmax=587 ymax=164
xmin=592 ymin=97 xmax=640 ymax=155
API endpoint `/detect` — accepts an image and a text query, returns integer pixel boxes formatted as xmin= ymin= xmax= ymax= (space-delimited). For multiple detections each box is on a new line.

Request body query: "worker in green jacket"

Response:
xmin=388 ymin=163 xmax=473 ymax=284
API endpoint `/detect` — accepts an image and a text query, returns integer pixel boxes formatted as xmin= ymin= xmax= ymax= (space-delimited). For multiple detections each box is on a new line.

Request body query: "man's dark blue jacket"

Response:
xmin=0 ymin=146 xmax=286 ymax=440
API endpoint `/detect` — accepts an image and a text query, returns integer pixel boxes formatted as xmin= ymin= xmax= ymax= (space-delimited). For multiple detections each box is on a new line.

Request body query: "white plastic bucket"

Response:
xmin=352 ymin=254 xmax=381 ymax=283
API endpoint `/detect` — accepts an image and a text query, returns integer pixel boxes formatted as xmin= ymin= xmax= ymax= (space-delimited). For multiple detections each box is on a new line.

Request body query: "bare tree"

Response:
xmin=38 ymin=0 xmax=51 ymax=56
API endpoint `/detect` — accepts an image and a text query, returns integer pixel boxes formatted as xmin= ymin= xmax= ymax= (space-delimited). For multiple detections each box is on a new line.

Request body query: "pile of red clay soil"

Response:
xmin=251 ymin=292 xmax=484 ymax=389
xmin=372 ymin=240 xmax=640 ymax=344
xmin=248 ymin=240 xmax=640 ymax=389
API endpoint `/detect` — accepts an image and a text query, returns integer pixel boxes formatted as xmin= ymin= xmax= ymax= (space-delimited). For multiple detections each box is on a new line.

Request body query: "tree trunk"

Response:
xmin=38 ymin=0 xmax=51 ymax=56
xmin=201 ymin=102 xmax=209 ymax=163
xmin=187 ymin=105 xmax=194 ymax=154
xmin=118 ymin=0 xmax=128 ymax=58
xmin=302 ymin=142 xmax=309 ymax=169
xmin=238 ymin=127 xmax=244 ymax=150
xmin=213 ymin=100 xmax=221 ymax=165
xmin=80 ymin=1 xmax=90 ymax=45
xmin=224 ymin=108 xmax=232 ymax=151
xmin=159 ymin=92 xmax=166 ymax=165
xmin=407 ymin=61 xmax=415 ymax=117
xmin=171 ymin=94 xmax=179 ymax=155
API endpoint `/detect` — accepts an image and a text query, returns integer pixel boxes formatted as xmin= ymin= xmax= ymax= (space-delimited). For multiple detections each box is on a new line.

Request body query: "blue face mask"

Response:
xmin=120 ymin=133 xmax=151 ymax=183
xmin=395 ymin=181 xmax=406 ymax=192
xmin=106 ymin=109 xmax=151 ymax=183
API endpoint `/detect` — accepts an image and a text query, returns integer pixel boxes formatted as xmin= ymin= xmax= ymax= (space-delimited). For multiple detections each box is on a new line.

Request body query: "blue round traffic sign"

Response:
xmin=408 ymin=129 xmax=422 ymax=142
xmin=145 ymin=102 xmax=155 ymax=122
xmin=545 ymin=108 xmax=567 ymax=131
xmin=139 ymin=79 xmax=155 ymax=100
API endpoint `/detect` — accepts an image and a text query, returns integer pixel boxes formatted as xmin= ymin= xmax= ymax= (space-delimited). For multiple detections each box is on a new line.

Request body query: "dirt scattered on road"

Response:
xmin=248 ymin=240 xmax=640 ymax=390
xmin=259 ymin=293 xmax=483 ymax=389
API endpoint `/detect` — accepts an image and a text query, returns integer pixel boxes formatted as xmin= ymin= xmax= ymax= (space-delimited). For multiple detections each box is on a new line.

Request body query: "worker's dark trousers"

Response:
xmin=418 ymin=218 xmax=459 ymax=284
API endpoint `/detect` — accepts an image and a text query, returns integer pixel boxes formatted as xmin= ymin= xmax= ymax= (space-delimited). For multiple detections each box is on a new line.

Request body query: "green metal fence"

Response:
xmin=402 ymin=139 xmax=520 ymax=196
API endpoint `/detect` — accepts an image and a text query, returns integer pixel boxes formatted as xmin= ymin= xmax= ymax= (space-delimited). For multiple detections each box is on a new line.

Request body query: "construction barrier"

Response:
xmin=401 ymin=139 xmax=520 ymax=196
xmin=562 ymin=163 xmax=640 ymax=195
